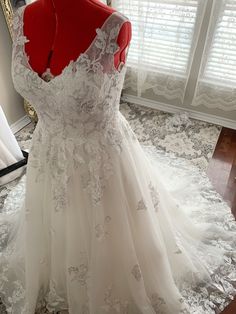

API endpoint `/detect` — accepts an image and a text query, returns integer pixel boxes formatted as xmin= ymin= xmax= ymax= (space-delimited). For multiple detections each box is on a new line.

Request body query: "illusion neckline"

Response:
xmin=17 ymin=4 xmax=126 ymax=85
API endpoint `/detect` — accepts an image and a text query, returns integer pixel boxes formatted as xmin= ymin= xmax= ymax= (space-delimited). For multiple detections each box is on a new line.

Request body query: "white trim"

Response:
xmin=121 ymin=94 xmax=236 ymax=130
xmin=10 ymin=115 xmax=31 ymax=134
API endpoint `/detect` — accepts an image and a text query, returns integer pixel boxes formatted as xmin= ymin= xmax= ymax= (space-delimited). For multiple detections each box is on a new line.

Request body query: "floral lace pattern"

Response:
xmin=148 ymin=182 xmax=160 ymax=212
xmin=192 ymin=80 xmax=236 ymax=111
xmin=131 ymin=264 xmax=142 ymax=282
xmin=95 ymin=215 xmax=112 ymax=241
xmin=123 ymin=67 xmax=187 ymax=101
xmin=150 ymin=294 xmax=166 ymax=314
xmin=101 ymin=285 xmax=129 ymax=313
xmin=68 ymin=264 xmax=89 ymax=285
xmin=136 ymin=199 xmax=147 ymax=211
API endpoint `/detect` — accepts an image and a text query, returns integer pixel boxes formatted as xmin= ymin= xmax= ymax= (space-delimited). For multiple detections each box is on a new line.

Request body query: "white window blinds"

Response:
xmin=202 ymin=0 xmax=236 ymax=86
xmin=113 ymin=0 xmax=200 ymax=75
xmin=112 ymin=0 xmax=206 ymax=101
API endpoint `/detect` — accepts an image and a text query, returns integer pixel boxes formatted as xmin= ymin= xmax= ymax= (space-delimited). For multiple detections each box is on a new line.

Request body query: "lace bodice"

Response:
xmin=12 ymin=5 xmax=129 ymax=135
xmin=12 ymin=5 xmax=132 ymax=207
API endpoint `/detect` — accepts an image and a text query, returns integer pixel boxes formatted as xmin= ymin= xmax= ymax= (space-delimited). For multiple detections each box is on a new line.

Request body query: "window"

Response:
xmin=113 ymin=0 xmax=204 ymax=76
xmin=202 ymin=0 xmax=236 ymax=86
xmin=193 ymin=0 xmax=236 ymax=111
xmin=112 ymin=0 xmax=236 ymax=111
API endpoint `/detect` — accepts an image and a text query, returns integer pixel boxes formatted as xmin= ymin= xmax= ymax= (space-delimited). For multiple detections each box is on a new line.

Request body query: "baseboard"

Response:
xmin=121 ymin=94 xmax=236 ymax=130
xmin=10 ymin=115 xmax=31 ymax=134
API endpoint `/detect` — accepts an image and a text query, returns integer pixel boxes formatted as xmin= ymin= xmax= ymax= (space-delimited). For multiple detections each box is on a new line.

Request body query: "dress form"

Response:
xmin=23 ymin=0 xmax=132 ymax=80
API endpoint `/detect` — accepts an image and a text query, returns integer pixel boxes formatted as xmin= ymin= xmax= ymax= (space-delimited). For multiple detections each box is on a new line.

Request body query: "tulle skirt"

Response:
xmin=0 ymin=112 xmax=235 ymax=314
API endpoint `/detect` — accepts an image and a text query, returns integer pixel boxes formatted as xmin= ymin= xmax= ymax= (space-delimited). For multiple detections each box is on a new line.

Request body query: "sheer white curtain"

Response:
xmin=112 ymin=0 xmax=207 ymax=102
xmin=0 ymin=106 xmax=24 ymax=185
xmin=192 ymin=0 xmax=236 ymax=111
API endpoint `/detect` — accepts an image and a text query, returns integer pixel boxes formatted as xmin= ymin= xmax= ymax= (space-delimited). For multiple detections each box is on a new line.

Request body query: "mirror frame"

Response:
xmin=0 ymin=0 xmax=111 ymax=123
xmin=0 ymin=0 xmax=14 ymax=39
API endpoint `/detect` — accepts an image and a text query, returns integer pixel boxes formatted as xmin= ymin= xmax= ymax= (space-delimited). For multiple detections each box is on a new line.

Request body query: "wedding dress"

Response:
xmin=0 ymin=4 xmax=235 ymax=314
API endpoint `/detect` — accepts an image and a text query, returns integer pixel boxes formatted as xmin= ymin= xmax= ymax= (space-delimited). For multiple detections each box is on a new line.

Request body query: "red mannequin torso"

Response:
xmin=23 ymin=0 xmax=132 ymax=79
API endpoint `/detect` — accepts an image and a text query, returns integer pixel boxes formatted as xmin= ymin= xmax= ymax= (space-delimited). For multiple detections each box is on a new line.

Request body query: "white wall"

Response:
xmin=0 ymin=6 xmax=25 ymax=126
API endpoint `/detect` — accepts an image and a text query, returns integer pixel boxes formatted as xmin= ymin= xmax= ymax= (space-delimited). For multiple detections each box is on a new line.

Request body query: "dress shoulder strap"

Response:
xmin=12 ymin=5 xmax=30 ymax=69
xmin=84 ymin=11 xmax=130 ymax=74
xmin=12 ymin=5 xmax=27 ymax=43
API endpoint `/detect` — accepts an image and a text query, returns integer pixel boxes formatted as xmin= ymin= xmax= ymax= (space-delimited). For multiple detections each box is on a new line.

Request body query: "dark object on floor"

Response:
xmin=0 ymin=150 xmax=28 ymax=178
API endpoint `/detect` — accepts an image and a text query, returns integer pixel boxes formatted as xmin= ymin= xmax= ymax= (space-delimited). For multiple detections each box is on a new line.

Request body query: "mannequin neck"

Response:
xmin=41 ymin=0 xmax=100 ymax=13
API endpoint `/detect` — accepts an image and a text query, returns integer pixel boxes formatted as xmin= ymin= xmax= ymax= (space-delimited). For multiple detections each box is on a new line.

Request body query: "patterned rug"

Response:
xmin=0 ymin=101 xmax=222 ymax=313
xmin=120 ymin=102 xmax=221 ymax=171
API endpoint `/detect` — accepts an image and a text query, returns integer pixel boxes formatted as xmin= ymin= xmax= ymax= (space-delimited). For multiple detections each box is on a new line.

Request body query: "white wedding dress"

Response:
xmin=0 ymin=5 xmax=235 ymax=314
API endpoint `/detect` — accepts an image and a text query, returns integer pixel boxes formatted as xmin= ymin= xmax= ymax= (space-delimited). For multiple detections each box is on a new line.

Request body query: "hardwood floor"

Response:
xmin=207 ymin=127 xmax=236 ymax=218
xmin=221 ymin=296 xmax=236 ymax=314
xmin=206 ymin=127 xmax=236 ymax=314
